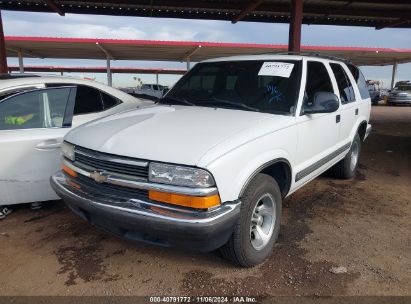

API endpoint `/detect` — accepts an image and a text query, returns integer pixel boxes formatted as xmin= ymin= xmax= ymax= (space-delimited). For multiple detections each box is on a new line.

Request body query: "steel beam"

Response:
xmin=156 ymin=73 xmax=159 ymax=86
xmin=0 ymin=10 xmax=7 ymax=74
xmin=18 ymin=50 xmax=24 ymax=73
xmin=232 ymin=0 xmax=264 ymax=24
xmin=376 ymin=18 xmax=411 ymax=30
xmin=106 ymin=57 xmax=112 ymax=87
xmin=6 ymin=46 xmax=43 ymax=58
xmin=44 ymin=0 xmax=65 ymax=16
xmin=391 ymin=61 xmax=398 ymax=89
xmin=96 ymin=42 xmax=114 ymax=86
xmin=183 ymin=45 xmax=202 ymax=62
xmin=288 ymin=0 xmax=303 ymax=52
xmin=96 ymin=42 xmax=114 ymax=59
xmin=183 ymin=45 xmax=201 ymax=70
xmin=96 ymin=42 xmax=115 ymax=60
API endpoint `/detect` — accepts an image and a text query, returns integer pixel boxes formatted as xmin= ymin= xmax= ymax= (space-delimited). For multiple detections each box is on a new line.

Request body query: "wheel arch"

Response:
xmin=239 ymin=158 xmax=292 ymax=199
xmin=357 ymin=120 xmax=368 ymax=141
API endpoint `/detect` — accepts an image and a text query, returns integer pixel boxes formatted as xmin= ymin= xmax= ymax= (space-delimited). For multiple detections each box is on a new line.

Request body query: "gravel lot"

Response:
xmin=0 ymin=106 xmax=410 ymax=296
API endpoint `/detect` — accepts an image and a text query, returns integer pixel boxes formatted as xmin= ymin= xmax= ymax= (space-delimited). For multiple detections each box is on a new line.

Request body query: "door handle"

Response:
xmin=35 ymin=139 xmax=62 ymax=150
xmin=336 ymin=114 xmax=341 ymax=123
xmin=355 ymin=108 xmax=359 ymax=115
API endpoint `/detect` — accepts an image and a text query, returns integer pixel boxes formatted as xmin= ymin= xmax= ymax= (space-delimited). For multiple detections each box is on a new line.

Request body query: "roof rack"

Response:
xmin=261 ymin=51 xmax=352 ymax=64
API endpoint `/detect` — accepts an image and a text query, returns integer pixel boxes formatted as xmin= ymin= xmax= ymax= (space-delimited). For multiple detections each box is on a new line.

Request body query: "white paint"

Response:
xmin=258 ymin=62 xmax=294 ymax=78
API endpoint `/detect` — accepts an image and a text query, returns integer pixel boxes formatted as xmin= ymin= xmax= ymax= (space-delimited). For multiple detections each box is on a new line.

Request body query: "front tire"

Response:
xmin=332 ymin=133 xmax=361 ymax=179
xmin=220 ymin=174 xmax=282 ymax=267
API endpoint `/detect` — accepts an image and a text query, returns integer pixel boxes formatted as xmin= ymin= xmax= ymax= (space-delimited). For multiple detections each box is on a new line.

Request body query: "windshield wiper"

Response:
xmin=158 ymin=96 xmax=195 ymax=106
xmin=198 ymin=97 xmax=260 ymax=112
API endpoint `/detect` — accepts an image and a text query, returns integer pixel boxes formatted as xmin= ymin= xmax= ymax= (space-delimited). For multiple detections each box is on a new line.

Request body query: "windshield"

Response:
xmin=160 ymin=60 xmax=302 ymax=115
xmin=394 ymin=85 xmax=411 ymax=92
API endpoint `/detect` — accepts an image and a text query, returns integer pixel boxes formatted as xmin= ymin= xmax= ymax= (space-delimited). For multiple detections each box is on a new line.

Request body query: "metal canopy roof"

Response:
xmin=1 ymin=0 xmax=410 ymax=29
xmin=8 ymin=65 xmax=186 ymax=74
xmin=5 ymin=36 xmax=411 ymax=66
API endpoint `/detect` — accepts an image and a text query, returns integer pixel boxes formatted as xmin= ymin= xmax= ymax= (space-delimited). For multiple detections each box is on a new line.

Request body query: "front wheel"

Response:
xmin=332 ymin=134 xmax=361 ymax=179
xmin=220 ymin=174 xmax=282 ymax=267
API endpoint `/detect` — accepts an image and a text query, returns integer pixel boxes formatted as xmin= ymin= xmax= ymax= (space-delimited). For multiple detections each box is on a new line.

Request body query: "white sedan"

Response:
xmin=0 ymin=75 xmax=150 ymax=207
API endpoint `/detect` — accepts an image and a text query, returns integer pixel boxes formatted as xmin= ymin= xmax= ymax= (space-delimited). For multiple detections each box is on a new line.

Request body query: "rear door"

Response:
xmin=329 ymin=62 xmax=360 ymax=145
xmin=0 ymin=86 xmax=76 ymax=205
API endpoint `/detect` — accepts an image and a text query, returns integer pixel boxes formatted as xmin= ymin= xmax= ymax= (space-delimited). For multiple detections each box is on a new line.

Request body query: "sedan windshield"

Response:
xmin=160 ymin=60 xmax=302 ymax=115
xmin=394 ymin=85 xmax=411 ymax=92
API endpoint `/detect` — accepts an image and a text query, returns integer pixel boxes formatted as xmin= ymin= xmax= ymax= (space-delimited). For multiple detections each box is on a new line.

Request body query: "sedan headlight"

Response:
xmin=149 ymin=162 xmax=215 ymax=188
xmin=61 ymin=141 xmax=75 ymax=161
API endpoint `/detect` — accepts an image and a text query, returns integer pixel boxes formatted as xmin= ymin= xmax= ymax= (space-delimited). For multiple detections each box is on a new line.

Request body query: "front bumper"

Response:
xmin=388 ymin=97 xmax=411 ymax=105
xmin=51 ymin=171 xmax=240 ymax=252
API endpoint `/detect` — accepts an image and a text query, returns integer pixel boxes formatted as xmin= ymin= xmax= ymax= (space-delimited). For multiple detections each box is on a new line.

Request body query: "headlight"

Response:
xmin=149 ymin=162 xmax=215 ymax=188
xmin=61 ymin=141 xmax=75 ymax=161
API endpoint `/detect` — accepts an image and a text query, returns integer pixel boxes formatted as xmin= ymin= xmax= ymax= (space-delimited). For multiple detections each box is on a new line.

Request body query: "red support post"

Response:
xmin=0 ymin=10 xmax=7 ymax=74
xmin=288 ymin=0 xmax=303 ymax=53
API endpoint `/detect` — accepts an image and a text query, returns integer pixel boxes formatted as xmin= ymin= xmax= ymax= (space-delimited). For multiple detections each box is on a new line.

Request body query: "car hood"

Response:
xmin=390 ymin=90 xmax=411 ymax=96
xmin=65 ymin=105 xmax=294 ymax=166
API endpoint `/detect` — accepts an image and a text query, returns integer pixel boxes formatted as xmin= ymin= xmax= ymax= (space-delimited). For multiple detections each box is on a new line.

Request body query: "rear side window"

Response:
xmin=74 ymin=85 xmax=104 ymax=115
xmin=101 ymin=91 xmax=121 ymax=110
xmin=330 ymin=63 xmax=356 ymax=104
xmin=348 ymin=65 xmax=370 ymax=99
xmin=305 ymin=61 xmax=334 ymax=105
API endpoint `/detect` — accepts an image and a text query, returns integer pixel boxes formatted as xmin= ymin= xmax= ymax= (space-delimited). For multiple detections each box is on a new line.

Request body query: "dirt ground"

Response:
xmin=0 ymin=106 xmax=410 ymax=297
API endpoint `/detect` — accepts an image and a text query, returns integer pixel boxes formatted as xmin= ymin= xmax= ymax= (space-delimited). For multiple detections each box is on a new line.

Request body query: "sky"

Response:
xmin=3 ymin=10 xmax=411 ymax=88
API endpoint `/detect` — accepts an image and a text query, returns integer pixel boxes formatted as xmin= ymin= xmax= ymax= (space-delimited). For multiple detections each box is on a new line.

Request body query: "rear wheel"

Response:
xmin=220 ymin=174 xmax=282 ymax=267
xmin=332 ymin=133 xmax=361 ymax=179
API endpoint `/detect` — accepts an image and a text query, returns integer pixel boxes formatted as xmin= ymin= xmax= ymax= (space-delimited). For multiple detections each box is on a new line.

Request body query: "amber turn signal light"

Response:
xmin=148 ymin=190 xmax=220 ymax=209
xmin=62 ymin=164 xmax=77 ymax=178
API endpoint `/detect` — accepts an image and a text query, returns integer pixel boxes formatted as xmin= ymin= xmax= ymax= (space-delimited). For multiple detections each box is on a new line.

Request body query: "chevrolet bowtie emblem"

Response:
xmin=90 ymin=171 xmax=108 ymax=183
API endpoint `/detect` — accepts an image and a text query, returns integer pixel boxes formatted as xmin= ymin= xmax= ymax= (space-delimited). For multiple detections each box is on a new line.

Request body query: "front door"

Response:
xmin=0 ymin=86 xmax=76 ymax=205
xmin=294 ymin=60 xmax=341 ymax=185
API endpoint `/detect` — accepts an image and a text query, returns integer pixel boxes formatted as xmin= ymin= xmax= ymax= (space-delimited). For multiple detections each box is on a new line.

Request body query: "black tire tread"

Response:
xmin=220 ymin=174 xmax=281 ymax=267
xmin=332 ymin=133 xmax=361 ymax=179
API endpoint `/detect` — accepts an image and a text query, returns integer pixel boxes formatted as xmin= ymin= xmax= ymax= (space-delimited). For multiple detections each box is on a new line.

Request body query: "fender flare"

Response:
xmin=239 ymin=157 xmax=292 ymax=198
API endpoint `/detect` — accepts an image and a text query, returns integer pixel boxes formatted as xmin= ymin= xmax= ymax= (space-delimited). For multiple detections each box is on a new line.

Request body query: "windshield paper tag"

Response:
xmin=258 ymin=62 xmax=294 ymax=78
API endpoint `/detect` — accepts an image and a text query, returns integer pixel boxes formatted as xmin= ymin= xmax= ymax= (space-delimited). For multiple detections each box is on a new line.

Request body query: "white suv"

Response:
xmin=51 ymin=55 xmax=372 ymax=267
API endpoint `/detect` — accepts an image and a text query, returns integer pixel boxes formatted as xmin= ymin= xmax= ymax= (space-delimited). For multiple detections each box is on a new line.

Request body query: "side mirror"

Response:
xmin=303 ymin=91 xmax=340 ymax=114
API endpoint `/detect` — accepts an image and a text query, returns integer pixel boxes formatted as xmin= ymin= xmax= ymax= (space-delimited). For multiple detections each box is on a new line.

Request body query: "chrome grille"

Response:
xmin=76 ymin=174 xmax=149 ymax=200
xmin=74 ymin=146 xmax=149 ymax=180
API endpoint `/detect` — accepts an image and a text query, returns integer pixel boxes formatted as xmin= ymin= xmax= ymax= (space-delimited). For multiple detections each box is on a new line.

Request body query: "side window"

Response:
xmin=74 ymin=85 xmax=104 ymax=115
xmin=0 ymin=87 xmax=72 ymax=130
xmin=101 ymin=91 xmax=121 ymax=110
xmin=305 ymin=61 xmax=334 ymax=105
xmin=330 ymin=63 xmax=356 ymax=104
xmin=348 ymin=65 xmax=370 ymax=99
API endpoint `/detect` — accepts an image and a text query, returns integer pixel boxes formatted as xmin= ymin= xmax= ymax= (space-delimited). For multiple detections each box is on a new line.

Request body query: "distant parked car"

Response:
xmin=136 ymin=84 xmax=169 ymax=99
xmin=366 ymin=80 xmax=382 ymax=105
xmin=0 ymin=75 xmax=151 ymax=207
xmin=388 ymin=81 xmax=411 ymax=106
